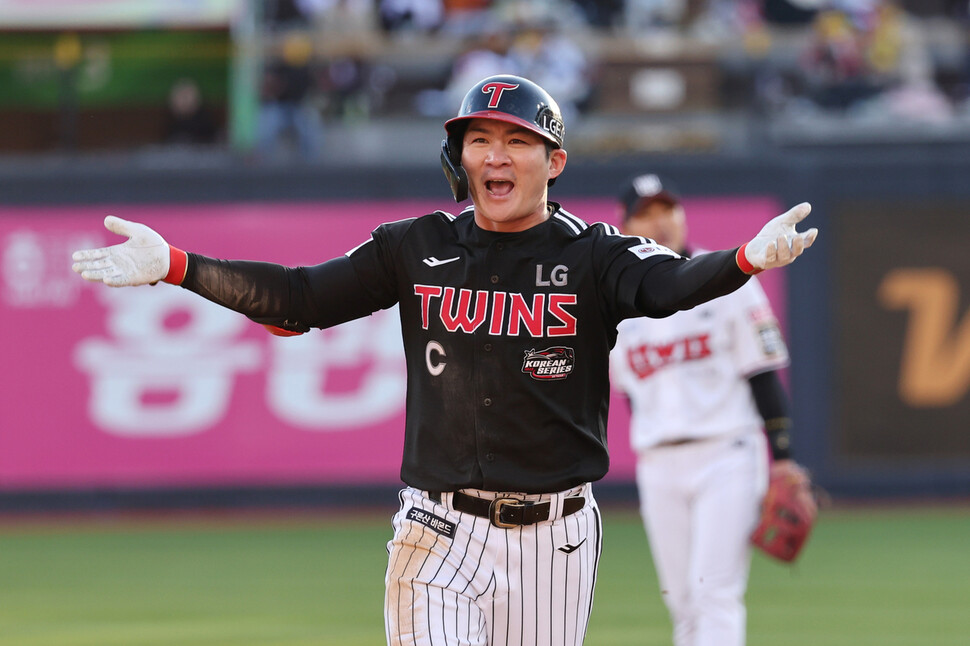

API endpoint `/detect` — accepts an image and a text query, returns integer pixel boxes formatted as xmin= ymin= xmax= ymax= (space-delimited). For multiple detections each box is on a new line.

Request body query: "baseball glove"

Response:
xmin=751 ymin=460 xmax=818 ymax=563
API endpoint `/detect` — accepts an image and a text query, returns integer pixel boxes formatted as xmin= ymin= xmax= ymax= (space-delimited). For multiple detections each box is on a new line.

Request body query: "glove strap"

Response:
xmin=766 ymin=422 xmax=793 ymax=461
xmin=163 ymin=245 xmax=188 ymax=285
xmin=736 ymin=244 xmax=763 ymax=275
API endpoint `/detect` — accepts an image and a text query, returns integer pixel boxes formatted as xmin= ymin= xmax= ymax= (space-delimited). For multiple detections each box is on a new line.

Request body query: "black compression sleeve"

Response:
xmin=182 ymin=253 xmax=385 ymax=332
xmin=635 ymin=248 xmax=750 ymax=316
xmin=749 ymin=370 xmax=793 ymax=461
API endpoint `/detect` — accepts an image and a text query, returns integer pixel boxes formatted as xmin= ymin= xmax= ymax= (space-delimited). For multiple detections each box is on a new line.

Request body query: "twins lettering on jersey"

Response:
xmin=413 ymin=285 xmax=578 ymax=337
xmin=626 ymin=333 xmax=712 ymax=379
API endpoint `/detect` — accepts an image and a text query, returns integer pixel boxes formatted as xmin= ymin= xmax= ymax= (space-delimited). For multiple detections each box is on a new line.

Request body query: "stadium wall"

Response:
xmin=2 ymin=146 xmax=969 ymax=509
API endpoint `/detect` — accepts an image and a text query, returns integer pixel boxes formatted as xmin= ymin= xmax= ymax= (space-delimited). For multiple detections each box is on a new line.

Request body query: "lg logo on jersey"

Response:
xmin=536 ymin=264 xmax=567 ymax=287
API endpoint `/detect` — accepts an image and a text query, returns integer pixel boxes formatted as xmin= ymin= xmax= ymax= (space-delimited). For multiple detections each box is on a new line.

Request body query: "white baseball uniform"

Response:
xmin=610 ymin=258 xmax=789 ymax=646
xmin=384 ymin=485 xmax=602 ymax=646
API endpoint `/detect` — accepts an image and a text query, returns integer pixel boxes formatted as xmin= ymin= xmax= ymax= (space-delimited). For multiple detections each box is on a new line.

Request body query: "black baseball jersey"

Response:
xmin=180 ymin=202 xmax=750 ymax=493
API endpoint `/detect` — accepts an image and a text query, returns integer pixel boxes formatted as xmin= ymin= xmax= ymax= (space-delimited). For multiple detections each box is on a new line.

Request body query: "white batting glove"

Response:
xmin=71 ymin=216 xmax=173 ymax=287
xmin=739 ymin=202 xmax=818 ymax=273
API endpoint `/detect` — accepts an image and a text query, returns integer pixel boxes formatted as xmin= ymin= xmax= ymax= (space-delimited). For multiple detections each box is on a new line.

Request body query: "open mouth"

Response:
xmin=485 ymin=180 xmax=514 ymax=196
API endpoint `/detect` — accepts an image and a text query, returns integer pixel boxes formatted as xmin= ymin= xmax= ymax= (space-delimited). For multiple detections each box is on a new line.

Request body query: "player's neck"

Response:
xmin=473 ymin=202 xmax=553 ymax=233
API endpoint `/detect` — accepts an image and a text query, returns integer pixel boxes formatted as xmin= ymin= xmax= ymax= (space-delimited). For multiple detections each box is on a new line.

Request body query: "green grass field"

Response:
xmin=1 ymin=504 xmax=967 ymax=646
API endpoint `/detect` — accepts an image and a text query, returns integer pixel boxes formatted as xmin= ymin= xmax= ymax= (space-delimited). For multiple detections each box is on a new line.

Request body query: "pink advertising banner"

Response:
xmin=0 ymin=197 xmax=784 ymax=490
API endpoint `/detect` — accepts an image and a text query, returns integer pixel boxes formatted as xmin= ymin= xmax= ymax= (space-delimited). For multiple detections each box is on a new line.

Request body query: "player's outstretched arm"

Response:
xmin=737 ymin=202 xmax=818 ymax=274
xmin=71 ymin=216 xmax=186 ymax=287
xmin=71 ymin=215 xmax=392 ymax=335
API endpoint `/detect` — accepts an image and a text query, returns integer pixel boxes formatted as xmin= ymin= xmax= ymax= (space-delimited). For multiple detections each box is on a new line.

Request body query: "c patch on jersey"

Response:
xmin=627 ymin=242 xmax=679 ymax=261
xmin=522 ymin=346 xmax=575 ymax=380
xmin=407 ymin=508 xmax=456 ymax=538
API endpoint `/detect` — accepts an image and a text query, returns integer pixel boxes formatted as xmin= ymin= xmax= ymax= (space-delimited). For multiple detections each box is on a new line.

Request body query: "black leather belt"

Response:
xmin=428 ymin=491 xmax=585 ymax=528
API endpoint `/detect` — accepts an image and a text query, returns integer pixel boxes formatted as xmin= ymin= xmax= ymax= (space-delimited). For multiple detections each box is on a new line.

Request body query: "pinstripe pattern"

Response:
xmin=385 ymin=486 xmax=602 ymax=646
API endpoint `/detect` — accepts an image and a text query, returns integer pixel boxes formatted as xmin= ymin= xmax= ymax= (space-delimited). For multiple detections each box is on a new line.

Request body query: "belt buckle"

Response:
xmin=489 ymin=497 xmax=524 ymax=529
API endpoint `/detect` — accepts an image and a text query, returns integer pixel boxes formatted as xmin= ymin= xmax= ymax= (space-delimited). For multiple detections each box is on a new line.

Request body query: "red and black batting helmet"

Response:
xmin=440 ymin=74 xmax=565 ymax=202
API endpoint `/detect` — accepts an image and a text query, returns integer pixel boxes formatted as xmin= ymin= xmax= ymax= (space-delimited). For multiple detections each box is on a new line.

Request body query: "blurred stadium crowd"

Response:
xmin=1 ymin=0 xmax=969 ymax=159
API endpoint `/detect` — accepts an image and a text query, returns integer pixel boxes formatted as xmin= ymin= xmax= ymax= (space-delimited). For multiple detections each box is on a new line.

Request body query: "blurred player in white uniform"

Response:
xmin=610 ymin=174 xmax=798 ymax=646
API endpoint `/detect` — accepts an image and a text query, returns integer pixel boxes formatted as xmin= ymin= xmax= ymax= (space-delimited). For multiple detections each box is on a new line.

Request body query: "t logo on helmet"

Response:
xmin=481 ymin=82 xmax=519 ymax=108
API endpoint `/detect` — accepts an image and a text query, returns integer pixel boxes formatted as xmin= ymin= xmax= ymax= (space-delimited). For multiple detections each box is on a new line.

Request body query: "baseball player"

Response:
xmin=71 ymin=75 xmax=817 ymax=646
xmin=609 ymin=174 xmax=806 ymax=646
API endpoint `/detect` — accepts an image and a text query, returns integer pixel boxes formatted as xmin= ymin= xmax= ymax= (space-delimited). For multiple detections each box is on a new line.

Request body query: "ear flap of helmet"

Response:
xmin=440 ymin=137 xmax=468 ymax=202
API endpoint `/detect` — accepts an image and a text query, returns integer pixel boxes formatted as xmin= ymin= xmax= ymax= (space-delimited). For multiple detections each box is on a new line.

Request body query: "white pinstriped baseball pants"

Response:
xmin=384 ymin=485 xmax=602 ymax=646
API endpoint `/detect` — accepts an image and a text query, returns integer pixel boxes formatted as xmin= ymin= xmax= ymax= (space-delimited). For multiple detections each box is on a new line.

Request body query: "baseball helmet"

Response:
xmin=440 ymin=74 xmax=565 ymax=202
xmin=620 ymin=174 xmax=681 ymax=221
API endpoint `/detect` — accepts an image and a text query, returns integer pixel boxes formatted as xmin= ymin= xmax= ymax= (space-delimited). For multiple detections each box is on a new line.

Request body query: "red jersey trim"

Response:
xmin=736 ymin=244 xmax=763 ymax=275
xmin=262 ymin=324 xmax=304 ymax=337
xmin=163 ymin=246 xmax=188 ymax=285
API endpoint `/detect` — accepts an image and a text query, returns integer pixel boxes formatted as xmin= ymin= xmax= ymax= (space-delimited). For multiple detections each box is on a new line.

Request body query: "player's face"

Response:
xmin=621 ymin=201 xmax=688 ymax=253
xmin=461 ymin=119 xmax=567 ymax=233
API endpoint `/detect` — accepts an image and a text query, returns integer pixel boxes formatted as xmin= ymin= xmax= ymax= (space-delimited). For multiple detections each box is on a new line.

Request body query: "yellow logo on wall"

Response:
xmin=879 ymin=268 xmax=970 ymax=407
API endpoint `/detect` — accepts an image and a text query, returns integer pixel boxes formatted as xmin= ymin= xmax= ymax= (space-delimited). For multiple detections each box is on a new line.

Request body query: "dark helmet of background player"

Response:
xmin=440 ymin=74 xmax=565 ymax=202
xmin=619 ymin=173 xmax=681 ymax=222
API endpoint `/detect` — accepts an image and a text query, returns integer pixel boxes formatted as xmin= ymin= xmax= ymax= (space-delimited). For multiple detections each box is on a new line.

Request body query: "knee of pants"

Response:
xmin=385 ymin=578 xmax=488 ymax=646
xmin=689 ymin=584 xmax=745 ymax=622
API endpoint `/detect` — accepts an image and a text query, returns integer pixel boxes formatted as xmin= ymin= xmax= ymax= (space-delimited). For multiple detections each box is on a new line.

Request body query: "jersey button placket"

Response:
xmin=480 ymin=242 xmax=504 ymax=480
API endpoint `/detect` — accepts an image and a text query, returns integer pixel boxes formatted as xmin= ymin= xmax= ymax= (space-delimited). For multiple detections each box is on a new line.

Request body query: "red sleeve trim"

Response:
xmin=163 ymin=246 xmax=188 ymax=285
xmin=262 ymin=324 xmax=304 ymax=337
xmin=736 ymin=244 xmax=763 ymax=275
